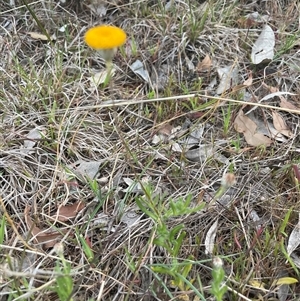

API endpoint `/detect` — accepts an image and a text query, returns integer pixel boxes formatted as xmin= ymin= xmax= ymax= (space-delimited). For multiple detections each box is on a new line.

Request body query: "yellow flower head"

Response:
xmin=84 ymin=25 xmax=126 ymax=50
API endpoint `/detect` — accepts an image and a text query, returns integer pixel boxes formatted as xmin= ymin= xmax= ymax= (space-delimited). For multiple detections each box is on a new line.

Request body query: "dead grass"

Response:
xmin=0 ymin=0 xmax=300 ymax=300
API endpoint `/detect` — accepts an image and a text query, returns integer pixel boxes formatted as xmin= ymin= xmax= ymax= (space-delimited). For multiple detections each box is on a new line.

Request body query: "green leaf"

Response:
xmin=77 ymin=233 xmax=94 ymax=262
xmin=0 ymin=215 xmax=6 ymax=245
xmin=272 ymin=277 xmax=298 ymax=286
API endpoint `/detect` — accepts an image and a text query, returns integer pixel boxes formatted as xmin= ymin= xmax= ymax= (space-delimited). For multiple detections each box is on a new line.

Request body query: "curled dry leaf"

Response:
xmin=272 ymin=111 xmax=294 ymax=138
xmin=234 ymin=109 xmax=272 ymax=147
xmin=54 ymin=201 xmax=85 ymax=222
xmin=243 ymin=72 xmax=253 ymax=87
xmin=205 ymin=219 xmax=218 ymax=255
xmin=24 ymin=206 xmax=62 ymax=248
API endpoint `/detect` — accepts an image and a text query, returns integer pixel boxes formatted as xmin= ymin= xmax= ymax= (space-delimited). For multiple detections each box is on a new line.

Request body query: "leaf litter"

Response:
xmin=251 ymin=24 xmax=275 ymax=64
xmin=2 ymin=1 xmax=300 ymax=300
xmin=25 ymin=201 xmax=85 ymax=248
xmin=234 ymin=109 xmax=272 ymax=146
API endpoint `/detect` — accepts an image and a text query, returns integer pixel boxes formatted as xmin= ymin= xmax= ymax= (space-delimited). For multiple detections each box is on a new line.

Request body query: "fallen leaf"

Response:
xmin=73 ymin=160 xmax=101 ymax=179
xmin=156 ymin=123 xmax=173 ymax=136
xmin=280 ymin=98 xmax=299 ymax=111
xmin=246 ymin=112 xmax=286 ymax=142
xmin=54 ymin=201 xmax=85 ymax=222
xmin=87 ymin=0 xmax=107 ymax=16
xmin=272 ymin=111 xmax=294 ymax=138
xmin=205 ymin=219 xmax=218 ymax=255
xmin=244 ymin=131 xmax=272 ymax=147
xmin=27 ymin=32 xmax=56 ymax=41
xmin=89 ymin=68 xmax=116 ymax=87
xmin=196 ymin=54 xmax=212 ymax=72
xmin=249 ymin=279 xmax=265 ymax=289
xmin=216 ymin=65 xmax=239 ymax=94
xmin=231 ymin=72 xmax=253 ymax=92
xmin=234 ymin=110 xmax=272 ymax=146
xmin=234 ymin=110 xmax=256 ymax=134
xmin=243 ymin=72 xmax=253 ymax=86
xmin=130 ymin=59 xmax=151 ymax=83
xmin=251 ymin=25 xmax=275 ymax=64
xmin=272 ymin=277 xmax=298 ymax=286
xmin=264 ymin=85 xmax=299 ymax=111
xmin=287 ymin=213 xmax=300 ymax=256
xmin=24 ymin=206 xmax=62 ymax=248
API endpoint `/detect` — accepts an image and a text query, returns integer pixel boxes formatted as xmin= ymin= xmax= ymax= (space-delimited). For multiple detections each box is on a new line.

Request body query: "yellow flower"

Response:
xmin=84 ymin=25 xmax=126 ymax=85
xmin=84 ymin=25 xmax=126 ymax=50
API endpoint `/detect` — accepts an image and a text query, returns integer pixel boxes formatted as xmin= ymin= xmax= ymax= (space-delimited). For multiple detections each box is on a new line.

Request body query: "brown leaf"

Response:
xmin=196 ymin=54 xmax=212 ymax=72
xmin=234 ymin=109 xmax=256 ymax=134
xmin=24 ymin=206 xmax=62 ymax=248
xmin=234 ymin=110 xmax=272 ymax=146
xmin=280 ymin=98 xmax=299 ymax=111
xmin=244 ymin=132 xmax=272 ymax=147
xmin=231 ymin=72 xmax=252 ymax=92
xmin=264 ymin=84 xmax=299 ymax=111
xmin=272 ymin=111 xmax=294 ymax=138
xmin=243 ymin=72 xmax=253 ymax=87
xmin=156 ymin=123 xmax=173 ymax=136
xmin=54 ymin=201 xmax=85 ymax=222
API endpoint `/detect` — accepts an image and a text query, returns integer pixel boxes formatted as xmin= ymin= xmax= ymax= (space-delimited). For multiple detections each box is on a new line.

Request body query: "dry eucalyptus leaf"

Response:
xmin=89 ymin=69 xmax=116 ymax=87
xmin=27 ymin=32 xmax=56 ymax=41
xmin=54 ymin=201 xmax=85 ymax=222
xmin=287 ymin=213 xmax=300 ymax=256
xmin=123 ymin=177 xmax=143 ymax=193
xmin=234 ymin=110 xmax=272 ymax=146
xmin=87 ymin=0 xmax=107 ymax=16
xmin=120 ymin=209 xmax=143 ymax=227
xmin=272 ymin=111 xmax=294 ymax=138
xmin=74 ymin=160 xmax=101 ymax=179
xmin=216 ymin=65 xmax=239 ymax=94
xmin=280 ymin=98 xmax=299 ymax=111
xmin=21 ymin=127 xmax=45 ymax=154
xmin=244 ymin=131 xmax=272 ymax=147
xmin=183 ymin=125 xmax=204 ymax=149
xmin=234 ymin=110 xmax=256 ymax=134
xmin=197 ymin=54 xmax=212 ymax=72
xmin=246 ymin=112 xmax=286 ymax=142
xmin=24 ymin=206 xmax=62 ymax=248
xmin=157 ymin=123 xmax=173 ymax=136
xmin=243 ymin=72 xmax=253 ymax=86
xmin=130 ymin=60 xmax=151 ymax=83
xmin=251 ymin=25 xmax=275 ymax=64
xmin=205 ymin=219 xmax=218 ymax=255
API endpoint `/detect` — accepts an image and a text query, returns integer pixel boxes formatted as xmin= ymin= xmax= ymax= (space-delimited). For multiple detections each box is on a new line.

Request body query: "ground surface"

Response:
xmin=0 ymin=0 xmax=300 ymax=300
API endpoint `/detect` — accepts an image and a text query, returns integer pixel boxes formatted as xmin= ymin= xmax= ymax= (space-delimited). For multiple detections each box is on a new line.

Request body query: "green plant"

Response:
xmin=52 ymin=243 xmax=74 ymax=301
xmin=135 ymin=184 xmax=205 ymax=296
xmin=0 ymin=215 xmax=6 ymax=247
xmin=222 ymin=103 xmax=232 ymax=136
xmin=210 ymin=257 xmax=228 ymax=301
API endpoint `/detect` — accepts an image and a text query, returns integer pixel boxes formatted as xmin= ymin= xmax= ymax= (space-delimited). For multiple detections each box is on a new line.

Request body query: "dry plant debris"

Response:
xmin=0 ymin=0 xmax=300 ymax=300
